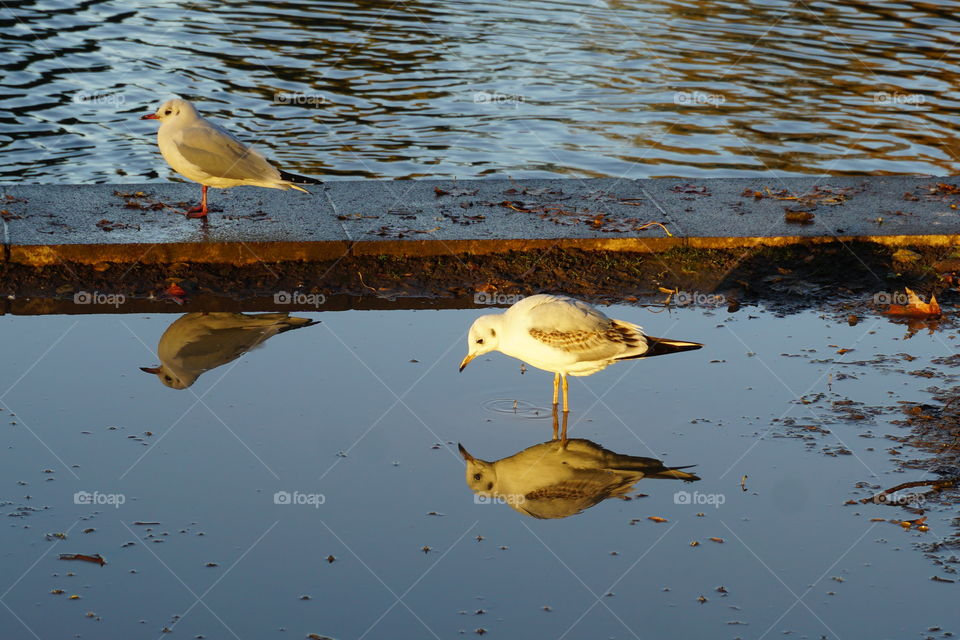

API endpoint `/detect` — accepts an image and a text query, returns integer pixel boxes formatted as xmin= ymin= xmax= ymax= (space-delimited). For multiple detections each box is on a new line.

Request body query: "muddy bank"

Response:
xmin=2 ymin=242 xmax=959 ymax=315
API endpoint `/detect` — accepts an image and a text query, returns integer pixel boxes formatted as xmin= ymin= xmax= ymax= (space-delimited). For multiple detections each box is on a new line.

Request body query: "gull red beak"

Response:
xmin=139 ymin=366 xmax=162 ymax=374
xmin=140 ymin=113 xmax=159 ymax=120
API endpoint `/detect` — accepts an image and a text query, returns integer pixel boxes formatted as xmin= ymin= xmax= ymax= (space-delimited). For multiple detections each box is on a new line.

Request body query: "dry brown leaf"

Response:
xmin=885 ymin=288 xmax=941 ymax=319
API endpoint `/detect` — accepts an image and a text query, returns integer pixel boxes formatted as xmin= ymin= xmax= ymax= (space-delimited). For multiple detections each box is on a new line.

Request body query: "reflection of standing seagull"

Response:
xmin=459 ymin=439 xmax=699 ymax=519
xmin=459 ymin=294 xmax=702 ymax=412
xmin=141 ymin=98 xmax=323 ymax=218
xmin=140 ymin=312 xmax=317 ymax=389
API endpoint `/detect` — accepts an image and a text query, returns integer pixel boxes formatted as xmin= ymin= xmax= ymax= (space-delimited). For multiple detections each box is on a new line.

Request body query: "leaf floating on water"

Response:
xmin=709 ymin=537 xmax=724 ymax=543
xmin=648 ymin=516 xmax=668 ymax=523
xmin=885 ymin=288 xmax=941 ymax=318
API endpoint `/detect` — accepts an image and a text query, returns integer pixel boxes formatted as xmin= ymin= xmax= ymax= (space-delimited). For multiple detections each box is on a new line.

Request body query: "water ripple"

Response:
xmin=1 ymin=0 xmax=959 ymax=183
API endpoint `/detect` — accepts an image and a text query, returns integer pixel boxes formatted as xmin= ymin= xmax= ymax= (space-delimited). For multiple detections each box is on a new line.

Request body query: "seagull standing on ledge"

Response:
xmin=459 ymin=294 xmax=703 ymax=413
xmin=141 ymin=98 xmax=323 ymax=218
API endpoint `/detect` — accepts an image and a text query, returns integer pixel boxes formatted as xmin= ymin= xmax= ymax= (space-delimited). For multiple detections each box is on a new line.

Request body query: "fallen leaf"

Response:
xmin=785 ymin=210 xmax=815 ymax=224
xmin=648 ymin=516 xmax=668 ymax=523
xmin=885 ymin=288 xmax=941 ymax=319
xmin=165 ymin=283 xmax=186 ymax=297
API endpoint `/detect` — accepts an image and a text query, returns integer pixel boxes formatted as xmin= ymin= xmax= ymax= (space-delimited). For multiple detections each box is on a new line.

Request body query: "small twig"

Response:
xmin=859 ymin=478 xmax=957 ymax=504
xmin=59 ymin=553 xmax=106 ymax=566
xmin=634 ymin=221 xmax=673 ymax=237
xmin=357 ymin=272 xmax=378 ymax=294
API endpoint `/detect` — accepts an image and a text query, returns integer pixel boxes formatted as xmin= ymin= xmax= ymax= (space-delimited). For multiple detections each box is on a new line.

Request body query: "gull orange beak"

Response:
xmin=140 ymin=113 xmax=158 ymax=120
xmin=459 ymin=354 xmax=475 ymax=372
xmin=139 ymin=366 xmax=162 ymax=374
xmin=457 ymin=443 xmax=475 ymax=461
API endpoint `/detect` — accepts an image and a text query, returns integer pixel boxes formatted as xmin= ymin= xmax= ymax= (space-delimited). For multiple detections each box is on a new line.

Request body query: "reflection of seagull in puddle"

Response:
xmin=458 ymin=436 xmax=699 ymax=519
xmin=140 ymin=312 xmax=317 ymax=389
xmin=459 ymin=294 xmax=702 ymax=413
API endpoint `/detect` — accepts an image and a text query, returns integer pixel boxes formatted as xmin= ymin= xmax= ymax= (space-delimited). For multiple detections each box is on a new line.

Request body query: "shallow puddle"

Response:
xmin=0 ymin=303 xmax=956 ymax=638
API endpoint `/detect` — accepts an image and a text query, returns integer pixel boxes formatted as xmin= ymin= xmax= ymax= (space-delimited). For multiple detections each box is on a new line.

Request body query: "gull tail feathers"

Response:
xmin=644 ymin=466 xmax=700 ymax=481
xmin=636 ymin=335 xmax=703 ymax=358
xmin=279 ymin=170 xmax=324 ymax=193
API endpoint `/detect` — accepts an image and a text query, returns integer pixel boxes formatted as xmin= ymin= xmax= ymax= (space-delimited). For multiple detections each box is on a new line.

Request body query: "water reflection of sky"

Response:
xmin=0 ymin=306 xmax=955 ymax=638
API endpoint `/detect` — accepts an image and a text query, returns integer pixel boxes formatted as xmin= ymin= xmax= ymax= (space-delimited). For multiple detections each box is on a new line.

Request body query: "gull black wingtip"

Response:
xmin=279 ymin=169 xmax=324 ymax=186
xmin=640 ymin=337 xmax=704 ymax=358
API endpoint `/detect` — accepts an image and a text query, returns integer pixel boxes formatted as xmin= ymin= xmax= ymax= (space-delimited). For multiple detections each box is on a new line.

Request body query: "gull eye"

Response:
xmin=164 ymin=375 xmax=172 ymax=381
xmin=473 ymin=473 xmax=482 ymax=480
xmin=476 ymin=338 xmax=484 ymax=345
xmin=164 ymin=109 xmax=172 ymax=115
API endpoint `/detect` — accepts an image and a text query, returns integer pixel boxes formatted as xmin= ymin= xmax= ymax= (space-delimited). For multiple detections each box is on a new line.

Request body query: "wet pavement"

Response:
xmin=4 ymin=177 xmax=960 ymax=267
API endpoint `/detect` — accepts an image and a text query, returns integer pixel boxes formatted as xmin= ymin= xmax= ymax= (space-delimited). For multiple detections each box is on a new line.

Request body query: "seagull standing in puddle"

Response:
xmin=459 ymin=294 xmax=703 ymax=413
xmin=141 ymin=98 xmax=323 ymax=218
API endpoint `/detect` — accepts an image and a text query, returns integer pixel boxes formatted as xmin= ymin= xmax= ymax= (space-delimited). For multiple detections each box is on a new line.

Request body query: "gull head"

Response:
xmin=458 ymin=444 xmax=497 ymax=496
xmin=141 ymin=98 xmax=199 ymax=123
xmin=139 ymin=364 xmax=190 ymax=390
xmin=459 ymin=314 xmax=502 ymax=371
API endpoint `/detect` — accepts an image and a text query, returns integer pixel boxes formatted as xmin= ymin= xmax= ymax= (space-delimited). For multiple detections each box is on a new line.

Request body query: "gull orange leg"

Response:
xmin=186 ymin=185 xmax=209 ymax=218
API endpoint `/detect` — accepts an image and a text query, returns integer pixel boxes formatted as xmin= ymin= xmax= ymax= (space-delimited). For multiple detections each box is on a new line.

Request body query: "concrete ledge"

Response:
xmin=3 ymin=176 xmax=960 ymax=267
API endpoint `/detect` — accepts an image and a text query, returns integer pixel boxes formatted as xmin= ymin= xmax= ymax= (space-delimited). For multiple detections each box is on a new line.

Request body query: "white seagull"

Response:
xmin=459 ymin=294 xmax=702 ymax=412
xmin=141 ymin=98 xmax=323 ymax=218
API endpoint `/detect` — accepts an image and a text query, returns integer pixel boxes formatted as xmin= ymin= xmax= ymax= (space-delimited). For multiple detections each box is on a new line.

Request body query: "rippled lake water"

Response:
xmin=2 ymin=0 xmax=960 ymax=184
xmin=0 ymin=304 xmax=957 ymax=638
